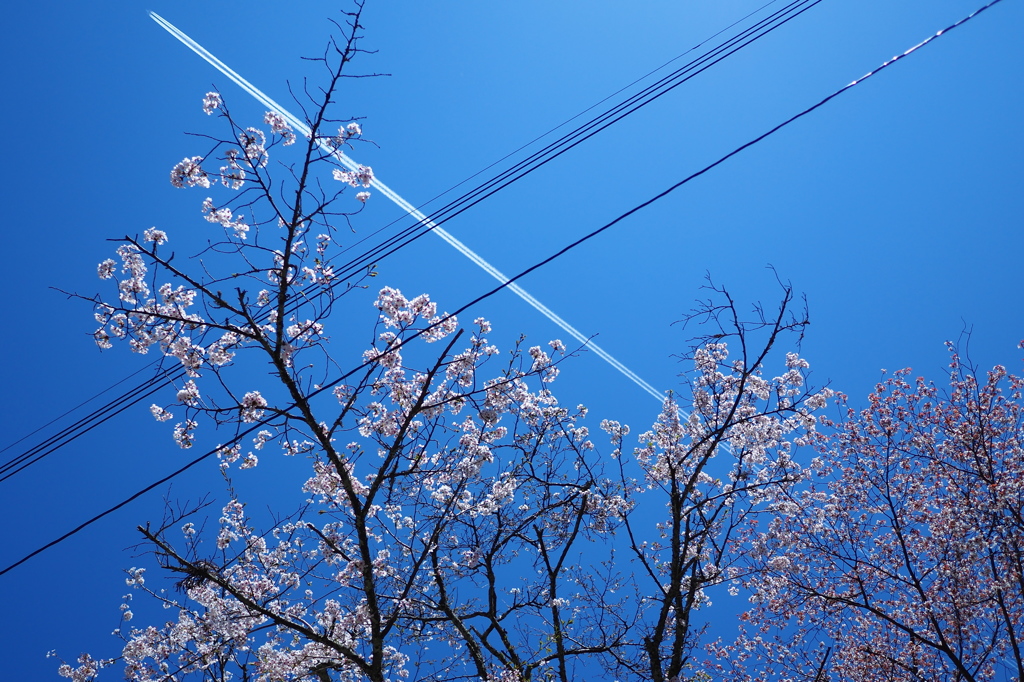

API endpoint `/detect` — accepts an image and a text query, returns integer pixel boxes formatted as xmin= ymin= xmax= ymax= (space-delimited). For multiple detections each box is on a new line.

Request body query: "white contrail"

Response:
xmin=149 ymin=12 xmax=664 ymax=403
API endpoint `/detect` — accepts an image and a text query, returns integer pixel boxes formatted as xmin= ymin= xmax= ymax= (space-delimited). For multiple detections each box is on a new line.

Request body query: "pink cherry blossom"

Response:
xmin=202 ymin=91 xmax=222 ymax=115
xmin=169 ymin=156 xmax=210 ymax=189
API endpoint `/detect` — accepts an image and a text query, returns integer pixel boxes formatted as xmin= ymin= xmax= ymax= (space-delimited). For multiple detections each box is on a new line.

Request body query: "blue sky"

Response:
xmin=1 ymin=0 xmax=1021 ymax=678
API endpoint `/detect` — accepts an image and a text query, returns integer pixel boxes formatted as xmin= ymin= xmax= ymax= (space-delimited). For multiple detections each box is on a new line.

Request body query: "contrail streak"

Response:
xmin=149 ymin=11 xmax=664 ymax=403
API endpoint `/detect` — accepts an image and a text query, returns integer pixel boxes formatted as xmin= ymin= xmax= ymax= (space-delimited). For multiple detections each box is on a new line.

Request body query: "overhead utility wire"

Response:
xmin=327 ymin=0 xmax=797 ymax=260
xmin=278 ymin=0 xmax=822 ymax=334
xmin=0 ymin=2 xmax=800 ymax=483
xmin=150 ymin=0 xmax=823 ymax=402
xmin=0 ymin=368 xmax=181 ymax=483
xmin=0 ymin=362 xmax=165 ymax=457
xmin=1 ymin=0 xmax=1003 ymax=578
xmin=148 ymin=9 xmax=663 ymax=404
xmin=280 ymin=0 xmax=823 ymax=362
xmin=275 ymin=0 xmax=822 ymax=378
xmin=326 ymin=0 xmax=824 ymax=278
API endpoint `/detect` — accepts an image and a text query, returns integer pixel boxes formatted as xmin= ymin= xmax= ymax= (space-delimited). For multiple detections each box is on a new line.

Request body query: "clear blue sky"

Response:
xmin=1 ymin=0 xmax=1021 ymax=678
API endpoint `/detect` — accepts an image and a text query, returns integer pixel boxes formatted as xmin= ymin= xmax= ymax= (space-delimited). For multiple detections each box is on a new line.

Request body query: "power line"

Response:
xmin=326 ymin=0 xmax=809 ymax=262
xmin=0 ymin=363 xmax=163 ymax=457
xmin=0 ymin=367 xmax=182 ymax=483
xmin=322 ymin=0 xmax=825 ymax=281
xmin=269 ymin=0 xmax=824 ymax=364
xmin=0 ymin=0 xmax=808 ymax=482
xmin=151 ymin=0 xmax=826 ymax=401
xmin=1 ymin=0 xmax=1002 ymax=577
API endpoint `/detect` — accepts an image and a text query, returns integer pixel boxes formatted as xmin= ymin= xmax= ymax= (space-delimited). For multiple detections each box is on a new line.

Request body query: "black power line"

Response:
xmin=1 ymin=0 xmax=1003 ymax=577
xmin=0 ymin=363 xmax=163 ymax=457
xmin=326 ymin=0 xmax=824 ymax=282
xmin=327 ymin=0 xmax=813 ymax=265
xmin=0 ymin=367 xmax=183 ymax=483
xmin=0 ymin=0 xmax=809 ymax=485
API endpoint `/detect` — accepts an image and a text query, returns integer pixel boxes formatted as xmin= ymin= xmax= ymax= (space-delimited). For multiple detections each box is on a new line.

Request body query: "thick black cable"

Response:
xmin=0 ymin=0 xmax=1002 ymax=578
xmin=0 ymin=0 xmax=808 ymax=483
xmin=0 ymin=368 xmax=183 ymax=483
xmin=0 ymin=363 xmax=162 ymax=456
xmin=0 ymin=418 xmax=269 ymax=577
xmin=441 ymin=0 xmax=1009 ymax=321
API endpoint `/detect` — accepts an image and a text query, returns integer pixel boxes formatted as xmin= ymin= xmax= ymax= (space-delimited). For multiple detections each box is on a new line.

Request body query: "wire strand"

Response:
xmin=1 ymin=0 xmax=1001 ymax=578
xmin=0 ymin=1 xmax=806 ymax=483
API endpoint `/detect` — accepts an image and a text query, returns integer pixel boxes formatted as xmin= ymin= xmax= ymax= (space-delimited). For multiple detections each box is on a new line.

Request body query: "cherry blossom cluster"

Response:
xmin=263 ymin=111 xmax=296 ymax=146
xmin=327 ymin=121 xmax=363 ymax=150
xmin=73 ymin=287 xmax=618 ymax=681
xmin=69 ymin=32 xmax=862 ymax=679
xmin=170 ymin=156 xmax=211 ymax=189
xmin=713 ymin=345 xmax=1024 ymax=681
xmin=219 ymin=148 xmax=246 ymax=189
xmin=239 ymin=127 xmax=268 ymax=168
xmin=93 ymin=242 xmax=212 ymax=371
xmin=333 ymin=165 xmax=373 ymax=202
xmin=597 ymin=310 xmax=832 ymax=681
xmin=332 ymin=165 xmax=373 ymax=188
xmin=88 ymin=88 xmax=387 ymax=452
xmin=635 ymin=344 xmax=830 ymax=495
xmin=202 ymin=91 xmax=222 ymax=115
xmin=175 ymin=92 xmax=371 ymax=234
xmin=201 ymin=197 xmax=249 ymax=239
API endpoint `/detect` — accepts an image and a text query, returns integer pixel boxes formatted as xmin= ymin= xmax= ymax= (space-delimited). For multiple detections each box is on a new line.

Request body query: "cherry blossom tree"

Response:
xmin=598 ymin=281 xmax=832 ymax=682
xmin=54 ymin=6 xmax=841 ymax=682
xmin=713 ymin=343 xmax=1024 ymax=682
xmin=58 ymin=6 xmax=630 ymax=680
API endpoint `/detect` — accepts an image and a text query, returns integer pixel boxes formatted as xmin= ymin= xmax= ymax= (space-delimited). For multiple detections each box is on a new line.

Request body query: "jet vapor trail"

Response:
xmin=149 ymin=11 xmax=664 ymax=403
